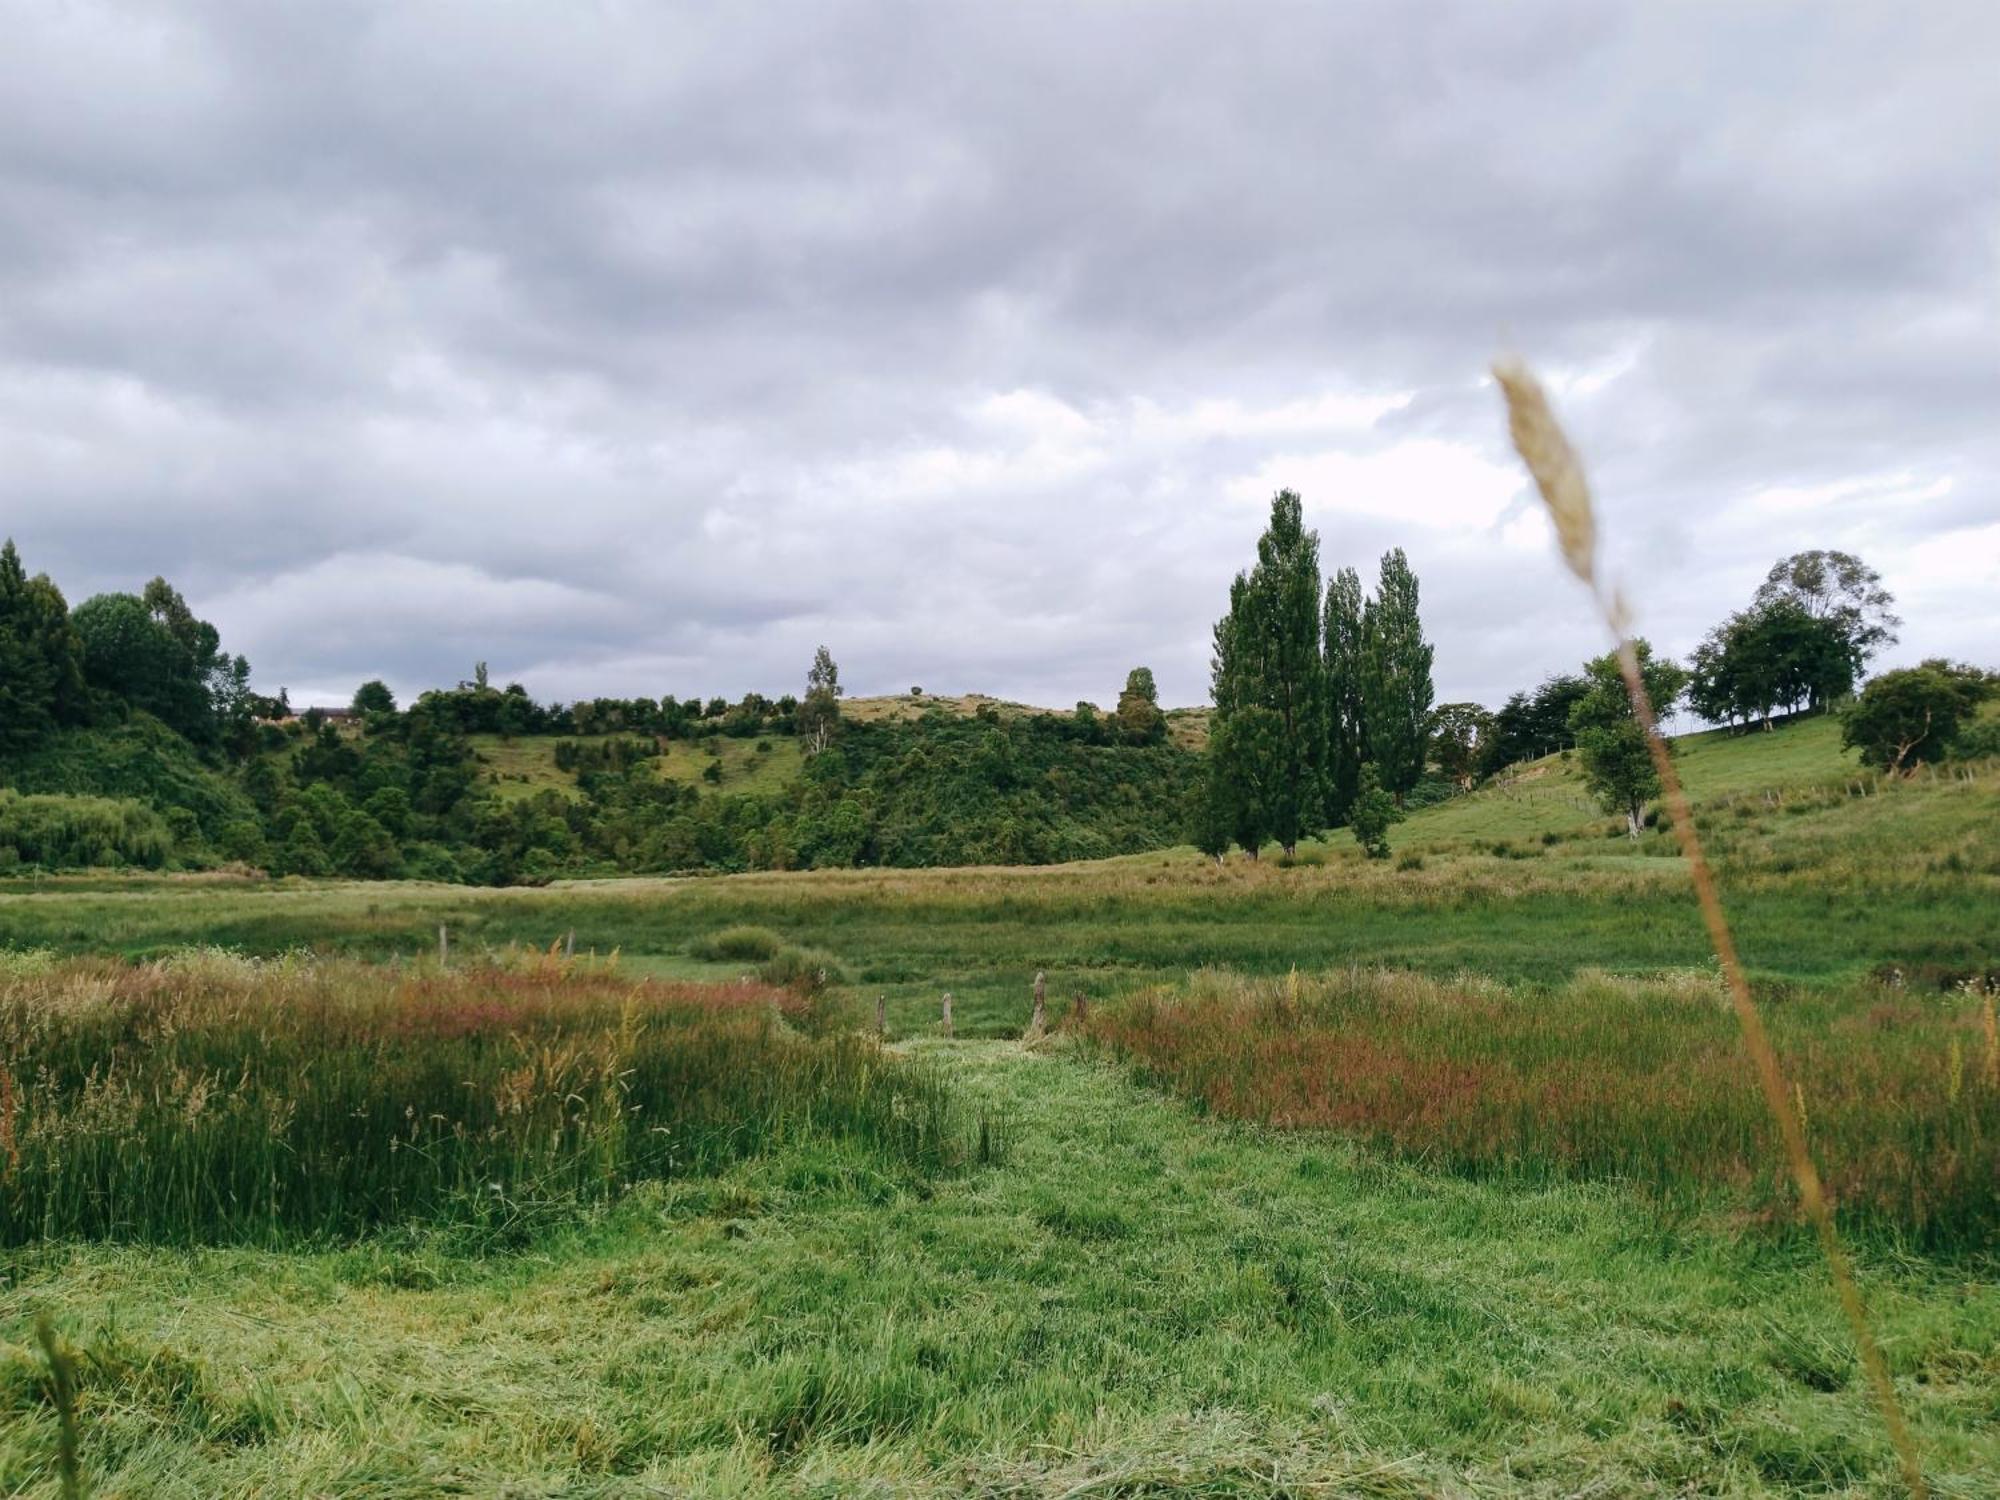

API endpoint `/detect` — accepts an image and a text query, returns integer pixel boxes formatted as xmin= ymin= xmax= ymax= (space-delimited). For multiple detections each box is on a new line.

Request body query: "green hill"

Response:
xmin=1400 ymin=714 xmax=1859 ymax=852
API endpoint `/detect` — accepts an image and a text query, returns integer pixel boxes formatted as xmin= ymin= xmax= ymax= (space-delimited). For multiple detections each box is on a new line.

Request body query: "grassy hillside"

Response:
xmin=469 ymin=732 xmax=804 ymax=801
xmin=0 ymin=715 xmax=256 ymax=838
xmin=1401 ymin=714 xmax=1860 ymax=851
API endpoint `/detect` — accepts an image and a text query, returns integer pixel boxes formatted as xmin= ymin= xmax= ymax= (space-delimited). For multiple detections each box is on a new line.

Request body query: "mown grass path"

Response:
xmin=5 ymin=1042 xmax=1997 ymax=1496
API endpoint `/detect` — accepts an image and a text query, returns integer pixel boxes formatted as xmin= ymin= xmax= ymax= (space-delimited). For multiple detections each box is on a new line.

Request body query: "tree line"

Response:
xmin=1 ymin=539 xmax=1195 ymax=881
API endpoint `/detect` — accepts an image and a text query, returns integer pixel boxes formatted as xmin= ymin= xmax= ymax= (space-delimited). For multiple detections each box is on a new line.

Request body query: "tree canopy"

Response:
xmin=0 ymin=539 xmax=85 ymax=754
xmin=1113 ymin=667 xmax=1167 ymax=745
xmin=1841 ymin=661 xmax=1993 ymax=774
xmin=1569 ymin=641 xmax=1689 ymax=838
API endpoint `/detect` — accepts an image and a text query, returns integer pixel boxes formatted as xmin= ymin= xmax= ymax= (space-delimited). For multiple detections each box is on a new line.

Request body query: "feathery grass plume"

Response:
xmin=1494 ymin=357 xmax=1928 ymax=1500
xmin=1492 ymin=360 xmax=1596 ymax=586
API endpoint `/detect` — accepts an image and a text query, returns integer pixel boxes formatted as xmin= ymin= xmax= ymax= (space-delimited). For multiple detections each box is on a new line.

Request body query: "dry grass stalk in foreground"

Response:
xmin=1493 ymin=358 xmax=1928 ymax=1499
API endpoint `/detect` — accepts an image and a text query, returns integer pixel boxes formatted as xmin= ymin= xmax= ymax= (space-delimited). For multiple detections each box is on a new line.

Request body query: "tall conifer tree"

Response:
xmin=1321 ymin=564 xmax=1367 ymax=824
xmin=1361 ymin=547 xmax=1434 ymax=802
xmin=1250 ymin=492 xmax=1327 ymax=852
xmin=1208 ymin=492 xmax=1326 ymax=855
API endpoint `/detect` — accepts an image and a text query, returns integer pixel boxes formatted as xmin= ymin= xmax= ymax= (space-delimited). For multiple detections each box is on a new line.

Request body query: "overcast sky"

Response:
xmin=2 ymin=2 xmax=1995 ymax=713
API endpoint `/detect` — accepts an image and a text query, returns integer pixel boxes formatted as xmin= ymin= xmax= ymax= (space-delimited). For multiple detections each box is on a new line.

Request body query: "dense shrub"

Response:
xmin=0 ymin=790 xmax=173 ymax=870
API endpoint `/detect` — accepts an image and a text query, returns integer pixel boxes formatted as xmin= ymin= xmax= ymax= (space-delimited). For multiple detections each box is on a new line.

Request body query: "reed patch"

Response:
xmin=1080 ymin=967 xmax=1999 ymax=1251
xmin=0 ymin=951 xmax=963 ymax=1247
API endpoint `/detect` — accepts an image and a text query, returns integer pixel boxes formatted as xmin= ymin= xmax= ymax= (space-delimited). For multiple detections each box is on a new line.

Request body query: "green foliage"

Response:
xmin=1361 ymin=547 xmax=1434 ymax=801
xmin=1347 ymin=763 xmax=1400 ymax=859
xmin=1754 ymin=548 xmax=1899 ymax=678
xmin=1689 ymin=598 xmax=1858 ymax=726
xmin=799 ymin=715 xmax=1198 ymax=868
xmin=1205 ymin=704 xmax=1285 ymax=858
xmin=350 ymin=679 xmax=397 ymax=715
xmin=1 ymin=715 xmax=257 ymax=845
xmin=1842 ymin=660 xmax=1993 ymax=773
xmin=1428 ymin=701 xmax=1491 ymax=788
xmin=0 ymin=538 xmax=85 ymax=754
xmin=1183 ymin=757 xmax=1235 ymax=861
xmin=1569 ymin=641 xmax=1689 ymax=837
xmin=1111 ymin=666 xmax=1166 ymax=745
xmin=1481 ymin=673 xmax=1587 ymax=775
xmin=1950 ymin=712 xmax=2000 ymax=761
xmin=71 ymin=578 xmax=248 ymax=751
xmin=0 ymin=789 xmax=174 ymax=870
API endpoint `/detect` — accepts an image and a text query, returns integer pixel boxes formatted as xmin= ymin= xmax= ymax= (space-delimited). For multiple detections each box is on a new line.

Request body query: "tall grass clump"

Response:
xmin=0 ymin=953 xmax=961 ymax=1247
xmin=1081 ymin=968 xmax=2000 ymax=1252
xmin=689 ymin=924 xmax=785 ymax=962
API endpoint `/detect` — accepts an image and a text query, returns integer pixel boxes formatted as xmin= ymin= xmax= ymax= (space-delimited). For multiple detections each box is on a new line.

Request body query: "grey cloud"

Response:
xmin=2 ymin=0 xmax=1996 ymax=714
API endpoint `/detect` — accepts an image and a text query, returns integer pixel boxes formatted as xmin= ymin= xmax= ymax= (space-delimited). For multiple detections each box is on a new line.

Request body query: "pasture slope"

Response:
xmin=3 ymin=713 xmax=1998 ymax=1495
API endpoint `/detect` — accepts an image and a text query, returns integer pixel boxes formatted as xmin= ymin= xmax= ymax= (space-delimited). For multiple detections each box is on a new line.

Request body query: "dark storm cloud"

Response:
xmin=2 ymin=0 xmax=1994 ymax=711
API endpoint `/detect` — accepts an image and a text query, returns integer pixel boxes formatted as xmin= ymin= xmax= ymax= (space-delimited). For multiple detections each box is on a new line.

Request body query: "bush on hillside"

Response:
xmin=0 ymin=789 xmax=174 ymax=870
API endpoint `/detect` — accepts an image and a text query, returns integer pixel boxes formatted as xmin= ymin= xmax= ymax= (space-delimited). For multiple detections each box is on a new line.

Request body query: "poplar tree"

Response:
xmin=1207 ymin=704 xmax=1284 ymax=859
xmin=1361 ymin=547 xmax=1434 ymax=802
xmin=1251 ymin=492 xmax=1327 ymax=852
xmin=1321 ymin=565 xmax=1367 ymax=823
xmin=1207 ymin=492 xmax=1326 ymax=855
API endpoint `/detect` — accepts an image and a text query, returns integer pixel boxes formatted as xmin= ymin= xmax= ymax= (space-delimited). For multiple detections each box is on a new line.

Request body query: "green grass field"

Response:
xmin=3 ymin=716 xmax=1997 ymax=1494
xmin=7 ymin=1041 xmax=1996 ymax=1495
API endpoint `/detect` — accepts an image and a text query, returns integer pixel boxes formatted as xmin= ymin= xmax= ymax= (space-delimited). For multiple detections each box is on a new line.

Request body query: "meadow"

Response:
xmin=3 ymin=715 xmax=1998 ymax=1494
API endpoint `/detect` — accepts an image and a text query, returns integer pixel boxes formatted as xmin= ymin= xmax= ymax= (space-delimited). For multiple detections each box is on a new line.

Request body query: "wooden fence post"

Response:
xmin=875 ymin=993 xmax=887 ymax=1037
xmin=564 ymin=929 xmax=576 ymax=960
xmin=438 ymin=924 xmax=448 ymax=966
xmin=941 ymin=991 xmax=954 ymax=1039
xmin=1027 ymin=970 xmax=1047 ymax=1040
xmin=1071 ymin=991 xmax=1088 ymax=1029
